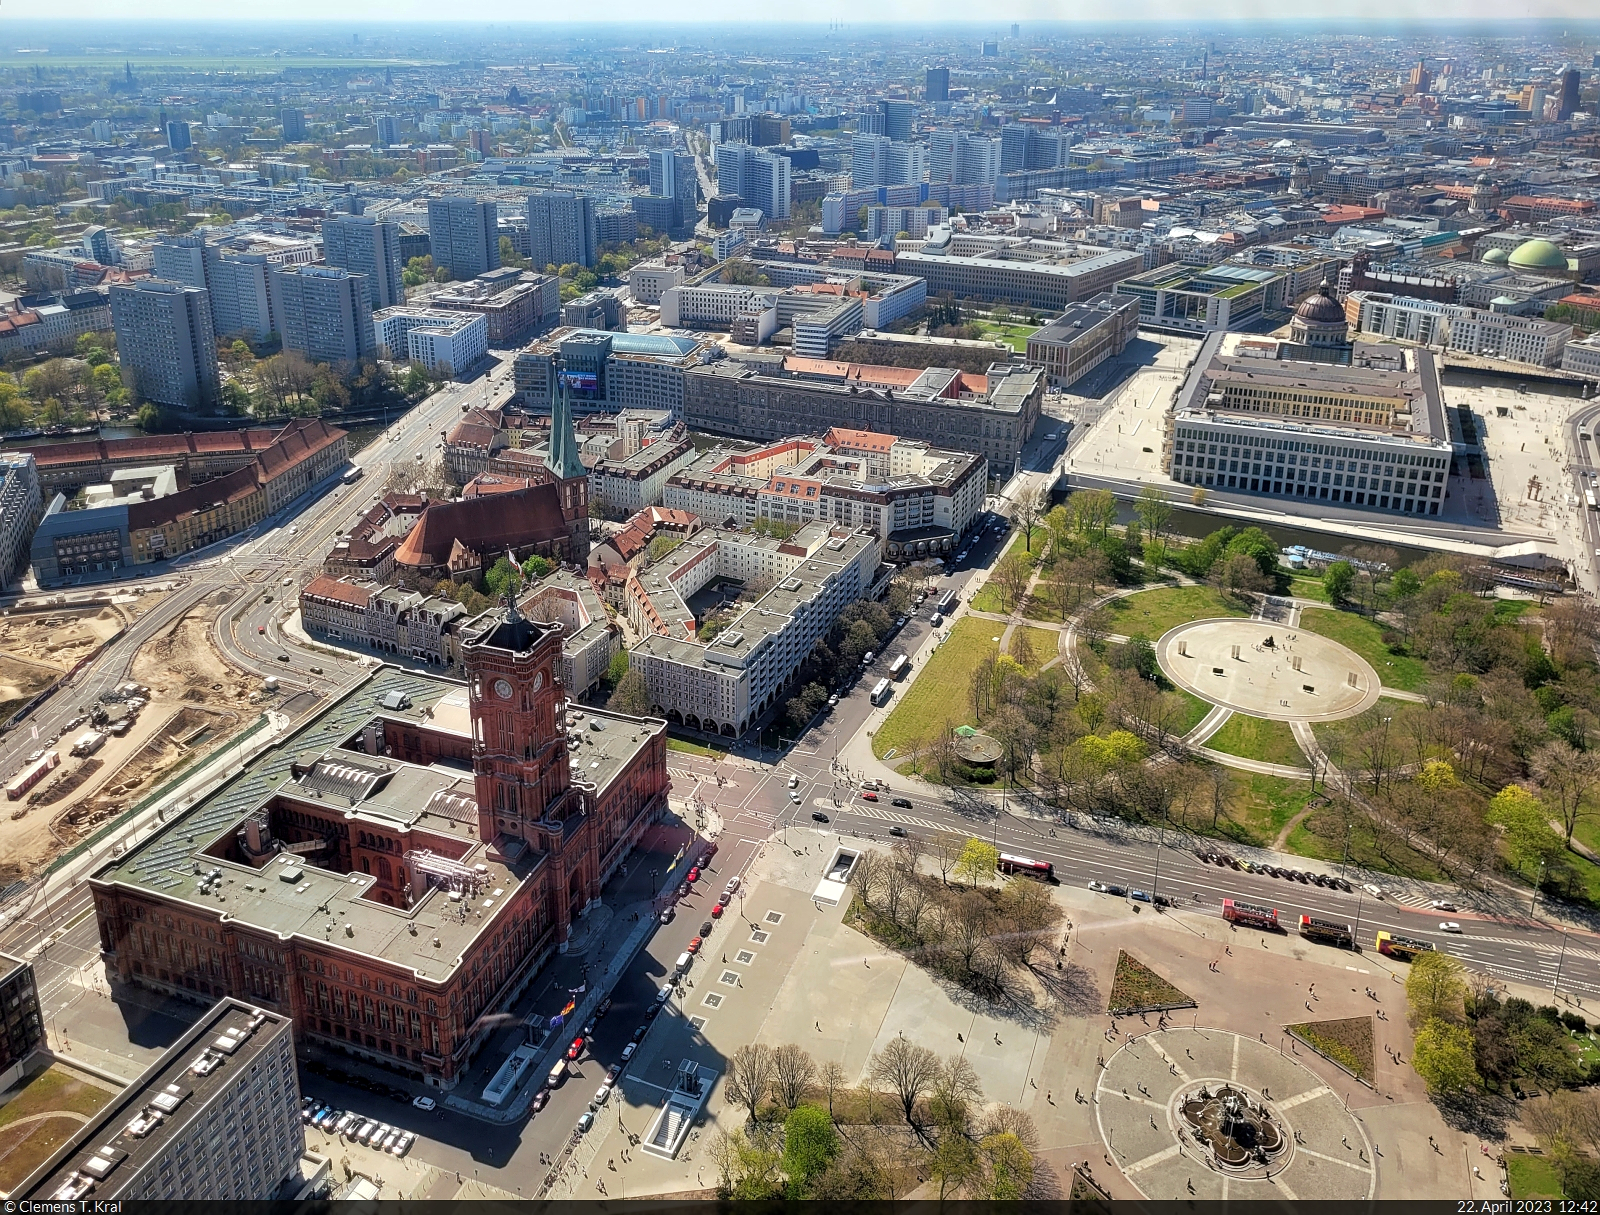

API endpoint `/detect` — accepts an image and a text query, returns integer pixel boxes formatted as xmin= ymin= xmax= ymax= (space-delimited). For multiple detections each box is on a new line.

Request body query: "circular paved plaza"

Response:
xmin=1096 ymin=1027 xmax=1377 ymax=1201
xmin=1156 ymin=619 xmax=1381 ymax=722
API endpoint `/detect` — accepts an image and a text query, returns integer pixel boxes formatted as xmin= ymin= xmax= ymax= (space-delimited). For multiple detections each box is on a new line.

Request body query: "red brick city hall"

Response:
xmin=88 ymin=604 xmax=669 ymax=1088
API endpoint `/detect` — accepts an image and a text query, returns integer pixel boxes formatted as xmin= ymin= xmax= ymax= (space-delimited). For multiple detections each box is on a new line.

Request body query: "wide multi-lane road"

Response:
xmin=0 ymin=360 xmax=512 ymax=815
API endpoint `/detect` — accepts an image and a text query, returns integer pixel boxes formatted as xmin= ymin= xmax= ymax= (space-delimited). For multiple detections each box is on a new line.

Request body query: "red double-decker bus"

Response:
xmin=1222 ymin=898 xmax=1279 ymax=930
xmin=997 ymin=853 xmax=1054 ymax=881
xmin=1298 ymin=914 xmax=1354 ymax=949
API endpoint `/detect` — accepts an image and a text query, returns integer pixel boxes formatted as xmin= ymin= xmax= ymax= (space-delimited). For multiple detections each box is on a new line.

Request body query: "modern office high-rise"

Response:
xmin=1557 ymin=66 xmax=1581 ymax=121
xmin=279 ymin=107 xmax=306 ymax=141
xmin=165 ymin=121 xmax=192 ymax=151
xmin=526 ymin=190 xmax=598 ymax=270
xmin=647 ymin=150 xmax=699 ymax=229
xmin=712 ymin=144 xmax=791 ymax=221
xmin=880 ymin=98 xmax=916 ymax=142
xmin=426 ymin=196 xmax=499 ymax=280
xmin=926 ymin=66 xmax=951 ymax=103
xmin=272 ymin=265 xmax=375 ymax=366
xmin=322 ymin=214 xmax=404 ymax=310
xmin=109 ymin=280 xmax=220 ymax=410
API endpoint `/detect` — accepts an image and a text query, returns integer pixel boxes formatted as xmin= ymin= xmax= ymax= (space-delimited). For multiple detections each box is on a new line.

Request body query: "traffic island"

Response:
xmin=1108 ymin=951 xmax=1196 ymax=1016
xmin=1285 ymin=1017 xmax=1376 ymax=1085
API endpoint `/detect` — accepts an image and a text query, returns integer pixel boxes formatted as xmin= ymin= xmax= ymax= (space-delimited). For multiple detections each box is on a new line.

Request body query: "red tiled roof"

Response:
xmin=302 ymin=575 xmax=374 ymax=607
xmin=394 ymin=483 xmax=569 ymax=570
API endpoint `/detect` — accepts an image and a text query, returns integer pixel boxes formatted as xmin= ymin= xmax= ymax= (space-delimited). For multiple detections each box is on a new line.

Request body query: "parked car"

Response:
xmin=677 ymin=882 xmax=689 ymax=897
xmin=1429 ymin=900 xmax=1458 ymax=912
xmin=725 ymin=877 xmax=740 ymax=894
xmin=591 ymin=1084 xmax=612 ymax=1109
xmin=716 ymin=892 xmax=731 ymax=907
xmin=607 ymin=1064 xmax=623 ymax=1083
xmin=1364 ymin=884 xmax=1385 ymax=899
xmin=412 ymin=1095 xmax=436 ymax=1111
xmin=687 ymin=867 xmax=699 ymax=883
xmin=1087 ymin=880 xmax=1111 ymax=893
xmin=577 ymin=1111 xmax=595 ymax=1133
xmin=632 ymin=1025 xmax=649 ymax=1042
xmin=660 ymin=906 xmax=674 ymax=924
xmin=380 ymin=1128 xmax=400 ymax=1152
xmin=1130 ymin=889 xmax=1152 ymax=903
xmin=531 ymin=1089 xmax=550 ymax=1112
xmin=701 ymin=921 xmax=713 ymax=936
xmin=621 ymin=1043 xmax=637 ymax=1061
xmin=567 ymin=1036 xmax=585 ymax=1060
xmin=392 ymin=1132 xmax=414 ymax=1157
xmin=687 ymin=936 xmax=702 ymax=953
xmin=595 ymin=997 xmax=612 ymax=1018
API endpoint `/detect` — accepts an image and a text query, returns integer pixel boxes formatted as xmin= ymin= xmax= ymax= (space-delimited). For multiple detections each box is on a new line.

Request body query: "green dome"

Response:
xmin=1507 ymin=238 xmax=1569 ymax=271
xmin=1481 ymin=247 xmax=1509 ymax=265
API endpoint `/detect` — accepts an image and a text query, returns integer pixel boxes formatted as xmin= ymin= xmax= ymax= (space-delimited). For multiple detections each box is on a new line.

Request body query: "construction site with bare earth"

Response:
xmin=0 ymin=592 xmax=261 ymax=888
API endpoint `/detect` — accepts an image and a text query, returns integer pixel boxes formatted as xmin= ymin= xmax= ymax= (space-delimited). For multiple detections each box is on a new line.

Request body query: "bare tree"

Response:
xmin=1015 ymin=486 xmax=1047 ymax=554
xmin=818 ymin=1059 xmax=848 ymax=1119
xmin=929 ymin=832 xmax=966 ymax=885
xmin=869 ymin=1037 xmax=942 ymax=1130
xmin=1533 ymin=740 xmax=1600 ymax=847
xmin=725 ymin=1043 xmax=775 ymax=1124
xmin=769 ymin=1043 xmax=817 ymax=1112
xmin=930 ymin=1053 xmax=985 ymax=1128
xmin=852 ymin=849 xmax=885 ymax=908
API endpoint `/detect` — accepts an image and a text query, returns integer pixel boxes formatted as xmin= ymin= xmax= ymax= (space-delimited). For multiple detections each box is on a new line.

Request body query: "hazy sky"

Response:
xmin=6 ymin=5 xmax=1600 ymax=26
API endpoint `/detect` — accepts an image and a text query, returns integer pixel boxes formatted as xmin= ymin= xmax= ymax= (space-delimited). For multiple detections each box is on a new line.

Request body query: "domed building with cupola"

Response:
xmin=1279 ymin=280 xmax=1354 ymax=364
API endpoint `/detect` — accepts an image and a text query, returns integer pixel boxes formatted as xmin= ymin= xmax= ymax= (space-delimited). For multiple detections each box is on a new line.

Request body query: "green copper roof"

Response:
xmin=546 ymin=372 xmax=586 ymax=482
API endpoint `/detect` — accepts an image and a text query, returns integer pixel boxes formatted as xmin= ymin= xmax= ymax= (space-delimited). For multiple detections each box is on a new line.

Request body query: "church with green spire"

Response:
xmin=543 ymin=369 xmax=591 ymax=561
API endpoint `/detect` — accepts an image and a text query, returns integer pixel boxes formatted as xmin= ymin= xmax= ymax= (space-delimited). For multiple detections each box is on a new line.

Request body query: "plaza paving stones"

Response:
xmin=1157 ymin=618 xmax=1381 ymax=722
xmin=1096 ymin=1027 xmax=1376 ymax=1200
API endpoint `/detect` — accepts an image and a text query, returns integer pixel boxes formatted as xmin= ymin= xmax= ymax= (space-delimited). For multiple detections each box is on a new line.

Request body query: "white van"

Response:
xmin=547 ymin=1058 xmax=567 ymax=1087
xmin=675 ymin=951 xmax=692 ymax=974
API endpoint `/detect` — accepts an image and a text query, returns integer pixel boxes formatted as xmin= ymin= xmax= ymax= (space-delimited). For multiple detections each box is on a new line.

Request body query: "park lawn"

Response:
xmin=1297 ymin=606 xmax=1428 ymax=692
xmin=976 ymin=321 xmax=1039 ymax=353
xmin=873 ymin=616 xmax=1000 ymax=760
xmin=666 ymin=737 xmax=727 ymax=758
xmin=970 ymin=533 xmax=1038 ymax=614
xmin=1106 ymin=585 xmax=1249 ymax=639
xmin=1286 ymin=575 xmax=1331 ymax=604
xmin=1285 ymin=812 xmax=1445 ymax=882
xmin=1016 ymin=626 xmax=1059 ymax=673
xmin=1205 ymin=714 xmax=1307 ymax=768
xmin=1508 ymin=1155 xmax=1565 ymax=1199
xmin=1022 ymin=583 xmax=1065 ymax=623
xmin=1174 ymin=690 xmax=1212 ymax=737
xmin=1309 ymin=698 xmax=1435 ymax=760
xmin=970 ymin=582 xmax=1007 ymax=614
xmin=1213 ymin=772 xmax=1317 ymax=848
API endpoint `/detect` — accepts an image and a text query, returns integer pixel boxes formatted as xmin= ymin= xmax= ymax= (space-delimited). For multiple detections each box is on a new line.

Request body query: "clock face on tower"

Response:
xmin=494 ymin=678 xmax=513 ymax=700
xmin=533 ymin=671 xmax=544 ymax=692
